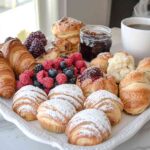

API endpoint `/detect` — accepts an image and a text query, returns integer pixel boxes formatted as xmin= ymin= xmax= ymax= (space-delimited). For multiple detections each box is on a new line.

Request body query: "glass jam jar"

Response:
xmin=80 ymin=25 xmax=112 ymax=61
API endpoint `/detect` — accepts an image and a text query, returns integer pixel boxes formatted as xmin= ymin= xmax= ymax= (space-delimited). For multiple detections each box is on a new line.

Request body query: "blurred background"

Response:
xmin=0 ymin=0 xmax=149 ymax=42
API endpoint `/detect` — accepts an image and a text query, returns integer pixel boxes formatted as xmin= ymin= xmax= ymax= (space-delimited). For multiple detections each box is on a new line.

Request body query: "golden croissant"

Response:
xmin=1 ymin=38 xmax=36 ymax=75
xmin=0 ymin=52 xmax=16 ymax=98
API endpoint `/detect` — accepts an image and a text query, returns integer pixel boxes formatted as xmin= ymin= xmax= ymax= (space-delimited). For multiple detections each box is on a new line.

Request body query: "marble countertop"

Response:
xmin=0 ymin=28 xmax=150 ymax=150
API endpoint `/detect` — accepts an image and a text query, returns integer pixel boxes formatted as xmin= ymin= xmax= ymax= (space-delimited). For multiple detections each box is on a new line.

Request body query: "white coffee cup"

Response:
xmin=121 ymin=17 xmax=150 ymax=63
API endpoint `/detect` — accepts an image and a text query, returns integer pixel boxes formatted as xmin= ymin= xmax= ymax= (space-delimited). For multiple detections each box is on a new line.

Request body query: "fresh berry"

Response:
xmin=16 ymin=81 xmax=24 ymax=90
xmin=69 ymin=77 xmax=76 ymax=84
xmin=53 ymin=59 xmax=61 ymax=69
xmin=23 ymin=70 xmax=34 ymax=77
xmin=24 ymin=31 xmax=47 ymax=49
xmin=48 ymin=69 xmax=58 ymax=78
xmin=19 ymin=73 xmax=33 ymax=85
xmin=74 ymin=67 xmax=78 ymax=77
xmin=44 ymin=88 xmax=50 ymax=94
xmin=65 ymin=58 xmax=73 ymax=67
xmin=36 ymin=70 xmax=48 ymax=84
xmin=73 ymin=52 xmax=83 ymax=61
xmin=42 ymin=77 xmax=54 ymax=89
xmin=75 ymin=60 xmax=86 ymax=69
xmin=33 ymin=80 xmax=43 ymax=89
xmin=29 ymin=38 xmax=45 ymax=58
xmin=43 ymin=60 xmax=53 ymax=70
xmin=63 ymin=68 xmax=68 ymax=73
xmin=80 ymin=67 xmax=87 ymax=74
xmin=65 ymin=69 xmax=74 ymax=78
xmin=34 ymin=64 xmax=44 ymax=73
xmin=56 ymin=73 xmax=67 ymax=84
xmin=68 ymin=54 xmax=75 ymax=63
xmin=60 ymin=61 xmax=67 ymax=69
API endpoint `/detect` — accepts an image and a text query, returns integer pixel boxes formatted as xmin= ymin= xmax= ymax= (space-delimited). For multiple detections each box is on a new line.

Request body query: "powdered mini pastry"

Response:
xmin=66 ymin=109 xmax=111 ymax=146
xmin=85 ymin=90 xmax=123 ymax=125
xmin=76 ymin=66 xmax=118 ymax=97
xmin=37 ymin=99 xmax=76 ymax=133
xmin=107 ymin=52 xmax=135 ymax=83
xmin=12 ymin=85 xmax=47 ymax=121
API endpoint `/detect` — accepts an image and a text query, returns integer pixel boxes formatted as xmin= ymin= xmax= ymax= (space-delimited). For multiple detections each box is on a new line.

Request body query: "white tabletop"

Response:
xmin=0 ymin=28 xmax=150 ymax=150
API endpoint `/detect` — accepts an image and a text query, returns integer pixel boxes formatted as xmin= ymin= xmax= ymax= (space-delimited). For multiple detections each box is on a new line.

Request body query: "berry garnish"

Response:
xmin=36 ymin=70 xmax=48 ymax=84
xmin=65 ymin=69 xmax=74 ymax=78
xmin=43 ymin=60 xmax=53 ymax=70
xmin=44 ymin=88 xmax=50 ymax=94
xmin=65 ymin=58 xmax=73 ymax=67
xmin=42 ymin=77 xmax=54 ymax=89
xmin=56 ymin=73 xmax=67 ymax=84
xmin=73 ymin=52 xmax=83 ymax=61
xmin=69 ymin=76 xmax=76 ymax=84
xmin=34 ymin=64 xmax=44 ymax=73
xmin=48 ymin=69 xmax=58 ymax=78
xmin=33 ymin=80 xmax=43 ymax=89
xmin=19 ymin=73 xmax=33 ymax=85
xmin=75 ymin=60 xmax=86 ymax=69
xmin=16 ymin=81 xmax=24 ymax=90
xmin=60 ymin=61 xmax=67 ymax=69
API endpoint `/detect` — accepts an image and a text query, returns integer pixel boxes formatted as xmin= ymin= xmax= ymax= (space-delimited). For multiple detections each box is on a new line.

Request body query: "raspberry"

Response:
xmin=43 ymin=60 xmax=53 ymax=70
xmin=36 ymin=70 xmax=48 ymax=84
xmin=19 ymin=73 xmax=33 ymax=85
xmin=53 ymin=59 xmax=62 ymax=69
xmin=80 ymin=67 xmax=87 ymax=74
xmin=73 ymin=52 xmax=83 ymax=61
xmin=75 ymin=60 xmax=86 ymax=69
xmin=65 ymin=58 xmax=73 ymax=67
xmin=44 ymin=88 xmax=50 ymax=94
xmin=68 ymin=54 xmax=75 ymax=63
xmin=74 ymin=67 xmax=78 ymax=77
xmin=56 ymin=73 xmax=68 ymax=84
xmin=16 ymin=81 xmax=24 ymax=90
xmin=42 ymin=77 xmax=54 ymax=89
xmin=23 ymin=70 xmax=34 ymax=77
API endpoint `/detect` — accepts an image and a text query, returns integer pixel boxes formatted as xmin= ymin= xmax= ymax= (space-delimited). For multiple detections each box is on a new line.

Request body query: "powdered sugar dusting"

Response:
xmin=17 ymin=105 xmax=37 ymax=115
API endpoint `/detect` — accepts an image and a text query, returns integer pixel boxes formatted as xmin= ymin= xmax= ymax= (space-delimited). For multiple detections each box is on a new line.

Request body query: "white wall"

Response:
xmin=66 ymin=0 xmax=112 ymax=26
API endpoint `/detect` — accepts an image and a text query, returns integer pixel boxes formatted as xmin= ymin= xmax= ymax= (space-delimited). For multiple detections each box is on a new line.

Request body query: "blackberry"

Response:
xmin=48 ymin=69 xmax=58 ymax=78
xmin=24 ymin=31 xmax=47 ymax=49
xmin=34 ymin=64 xmax=44 ymax=73
xmin=29 ymin=38 xmax=45 ymax=58
xmin=69 ymin=76 xmax=76 ymax=84
xmin=33 ymin=80 xmax=43 ymax=89
xmin=60 ymin=61 xmax=67 ymax=69
xmin=65 ymin=69 xmax=74 ymax=78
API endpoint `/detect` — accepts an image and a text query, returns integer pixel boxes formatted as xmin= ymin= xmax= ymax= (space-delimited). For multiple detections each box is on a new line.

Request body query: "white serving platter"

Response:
xmin=0 ymin=28 xmax=149 ymax=150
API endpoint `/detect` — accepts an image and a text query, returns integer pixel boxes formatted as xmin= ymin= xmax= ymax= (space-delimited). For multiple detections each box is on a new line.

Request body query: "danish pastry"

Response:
xmin=107 ymin=52 xmax=135 ymax=83
xmin=12 ymin=85 xmax=47 ymax=121
xmin=90 ymin=52 xmax=112 ymax=72
xmin=84 ymin=90 xmax=123 ymax=125
xmin=1 ymin=38 xmax=36 ymax=75
xmin=76 ymin=66 xmax=118 ymax=97
xmin=66 ymin=109 xmax=111 ymax=146
xmin=0 ymin=52 xmax=16 ymax=98
xmin=37 ymin=99 xmax=76 ymax=133
xmin=48 ymin=84 xmax=85 ymax=111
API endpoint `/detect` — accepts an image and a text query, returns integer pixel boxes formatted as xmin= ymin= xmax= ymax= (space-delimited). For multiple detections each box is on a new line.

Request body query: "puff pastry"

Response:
xmin=84 ymin=90 xmax=123 ymax=125
xmin=0 ymin=52 xmax=16 ymax=98
xmin=1 ymin=38 xmax=36 ymax=75
xmin=76 ymin=66 xmax=118 ymax=97
xmin=37 ymin=98 xmax=76 ymax=133
xmin=12 ymin=85 xmax=47 ymax=121
xmin=66 ymin=109 xmax=111 ymax=146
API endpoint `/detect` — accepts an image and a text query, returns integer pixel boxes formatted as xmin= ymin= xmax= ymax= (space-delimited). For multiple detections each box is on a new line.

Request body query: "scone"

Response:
xmin=48 ymin=84 xmax=85 ymax=111
xmin=12 ymin=85 xmax=48 ymax=121
xmin=107 ymin=52 xmax=135 ymax=83
xmin=90 ymin=52 xmax=112 ymax=72
xmin=37 ymin=99 xmax=76 ymax=133
xmin=84 ymin=90 xmax=123 ymax=125
xmin=76 ymin=66 xmax=118 ymax=97
xmin=66 ymin=109 xmax=111 ymax=146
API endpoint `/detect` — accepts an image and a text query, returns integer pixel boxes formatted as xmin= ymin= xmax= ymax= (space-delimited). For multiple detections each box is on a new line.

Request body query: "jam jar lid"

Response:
xmin=80 ymin=25 xmax=112 ymax=40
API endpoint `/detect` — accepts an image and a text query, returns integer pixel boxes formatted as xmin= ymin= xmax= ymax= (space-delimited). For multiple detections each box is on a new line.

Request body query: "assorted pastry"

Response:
xmin=0 ymin=16 xmax=150 ymax=147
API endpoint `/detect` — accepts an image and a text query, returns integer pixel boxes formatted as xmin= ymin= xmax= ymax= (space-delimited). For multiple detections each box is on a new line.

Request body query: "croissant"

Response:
xmin=119 ymin=70 xmax=150 ymax=115
xmin=48 ymin=84 xmax=85 ymax=111
xmin=12 ymin=85 xmax=47 ymax=121
xmin=84 ymin=90 xmax=123 ymax=125
xmin=37 ymin=99 xmax=76 ymax=133
xmin=66 ymin=109 xmax=111 ymax=146
xmin=1 ymin=38 xmax=36 ymax=75
xmin=0 ymin=52 xmax=16 ymax=98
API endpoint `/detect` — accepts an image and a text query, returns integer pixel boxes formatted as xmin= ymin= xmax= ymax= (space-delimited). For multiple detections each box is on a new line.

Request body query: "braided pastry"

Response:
xmin=37 ymin=99 xmax=76 ymax=133
xmin=48 ymin=84 xmax=85 ymax=111
xmin=12 ymin=85 xmax=47 ymax=121
xmin=0 ymin=52 xmax=16 ymax=98
xmin=1 ymin=38 xmax=36 ymax=75
xmin=84 ymin=90 xmax=123 ymax=125
xmin=66 ymin=109 xmax=111 ymax=146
